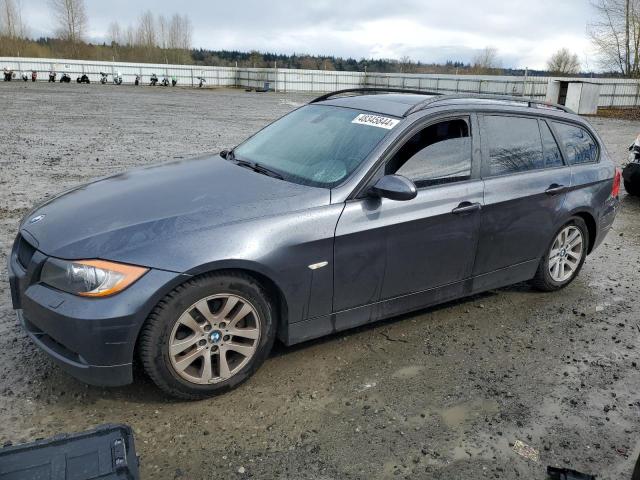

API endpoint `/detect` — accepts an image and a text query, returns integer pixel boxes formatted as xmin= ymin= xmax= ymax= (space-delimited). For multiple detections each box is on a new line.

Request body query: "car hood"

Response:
xmin=22 ymin=155 xmax=331 ymax=265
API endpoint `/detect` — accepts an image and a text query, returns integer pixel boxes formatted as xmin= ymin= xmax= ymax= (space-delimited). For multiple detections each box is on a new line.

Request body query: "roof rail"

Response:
xmin=310 ymin=88 xmax=442 ymax=104
xmin=404 ymin=93 xmax=574 ymax=116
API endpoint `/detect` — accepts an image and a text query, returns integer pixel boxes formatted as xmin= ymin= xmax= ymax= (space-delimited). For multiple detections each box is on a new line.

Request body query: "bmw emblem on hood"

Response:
xmin=28 ymin=214 xmax=45 ymax=225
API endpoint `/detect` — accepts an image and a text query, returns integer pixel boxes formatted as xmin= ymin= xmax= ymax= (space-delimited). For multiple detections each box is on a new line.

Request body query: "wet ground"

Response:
xmin=0 ymin=82 xmax=639 ymax=479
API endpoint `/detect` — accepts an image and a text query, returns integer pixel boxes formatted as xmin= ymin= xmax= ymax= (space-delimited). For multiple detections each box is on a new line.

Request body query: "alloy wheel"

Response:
xmin=168 ymin=294 xmax=261 ymax=385
xmin=548 ymin=226 xmax=584 ymax=283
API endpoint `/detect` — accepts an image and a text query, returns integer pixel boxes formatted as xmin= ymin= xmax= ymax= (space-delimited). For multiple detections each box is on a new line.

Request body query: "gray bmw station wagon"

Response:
xmin=9 ymin=89 xmax=620 ymax=399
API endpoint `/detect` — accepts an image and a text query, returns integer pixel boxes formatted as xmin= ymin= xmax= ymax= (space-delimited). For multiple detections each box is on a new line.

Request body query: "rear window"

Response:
xmin=483 ymin=115 xmax=544 ymax=176
xmin=552 ymin=122 xmax=598 ymax=165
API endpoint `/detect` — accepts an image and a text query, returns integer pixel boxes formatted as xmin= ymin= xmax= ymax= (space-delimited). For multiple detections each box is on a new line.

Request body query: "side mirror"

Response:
xmin=220 ymin=149 xmax=229 ymax=159
xmin=369 ymin=175 xmax=417 ymax=201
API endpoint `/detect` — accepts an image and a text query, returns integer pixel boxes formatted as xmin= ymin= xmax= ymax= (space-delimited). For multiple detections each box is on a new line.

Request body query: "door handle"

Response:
xmin=545 ymin=184 xmax=566 ymax=195
xmin=452 ymin=202 xmax=482 ymax=214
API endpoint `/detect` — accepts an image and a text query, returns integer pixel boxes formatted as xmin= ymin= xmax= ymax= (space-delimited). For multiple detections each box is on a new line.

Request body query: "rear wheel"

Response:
xmin=140 ymin=272 xmax=276 ymax=400
xmin=530 ymin=217 xmax=588 ymax=292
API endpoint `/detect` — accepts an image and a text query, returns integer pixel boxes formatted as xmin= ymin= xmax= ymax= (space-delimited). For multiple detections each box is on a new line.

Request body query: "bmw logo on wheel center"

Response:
xmin=210 ymin=330 xmax=222 ymax=343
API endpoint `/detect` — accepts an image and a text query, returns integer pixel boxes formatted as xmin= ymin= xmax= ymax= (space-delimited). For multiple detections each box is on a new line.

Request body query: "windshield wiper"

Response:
xmin=251 ymin=163 xmax=284 ymax=180
xmin=229 ymin=155 xmax=284 ymax=180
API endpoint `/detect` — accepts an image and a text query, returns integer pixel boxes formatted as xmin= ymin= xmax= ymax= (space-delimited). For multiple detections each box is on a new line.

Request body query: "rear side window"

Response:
xmin=552 ymin=122 xmax=598 ymax=165
xmin=483 ymin=116 xmax=544 ymax=176
xmin=540 ymin=121 xmax=564 ymax=168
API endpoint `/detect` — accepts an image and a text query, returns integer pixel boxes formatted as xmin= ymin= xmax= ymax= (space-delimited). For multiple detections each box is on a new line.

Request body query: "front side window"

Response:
xmin=552 ymin=122 xmax=598 ymax=165
xmin=483 ymin=115 xmax=544 ymax=176
xmin=386 ymin=118 xmax=472 ymax=188
xmin=233 ymin=105 xmax=395 ymax=188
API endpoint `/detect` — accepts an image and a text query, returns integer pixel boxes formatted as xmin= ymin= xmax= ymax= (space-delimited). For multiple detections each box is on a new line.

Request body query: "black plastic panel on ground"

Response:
xmin=0 ymin=424 xmax=139 ymax=480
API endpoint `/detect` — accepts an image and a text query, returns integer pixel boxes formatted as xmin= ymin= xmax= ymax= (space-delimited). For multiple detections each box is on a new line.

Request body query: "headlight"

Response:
xmin=40 ymin=258 xmax=148 ymax=297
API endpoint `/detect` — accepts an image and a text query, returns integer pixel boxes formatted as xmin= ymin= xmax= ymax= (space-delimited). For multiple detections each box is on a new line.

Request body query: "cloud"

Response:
xmin=21 ymin=0 xmax=596 ymax=70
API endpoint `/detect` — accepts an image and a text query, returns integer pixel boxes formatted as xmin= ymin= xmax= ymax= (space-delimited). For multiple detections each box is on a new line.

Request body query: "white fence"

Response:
xmin=2 ymin=56 xmax=640 ymax=108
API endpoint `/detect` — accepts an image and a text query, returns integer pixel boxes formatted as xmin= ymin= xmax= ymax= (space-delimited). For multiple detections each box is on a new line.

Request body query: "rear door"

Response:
xmin=473 ymin=114 xmax=571 ymax=276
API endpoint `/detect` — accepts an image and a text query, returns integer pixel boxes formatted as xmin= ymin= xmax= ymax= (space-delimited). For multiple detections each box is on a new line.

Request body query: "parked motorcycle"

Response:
xmin=134 ymin=74 xmax=141 ymax=86
xmin=149 ymin=73 xmax=158 ymax=86
xmin=60 ymin=73 xmax=71 ymax=83
xmin=197 ymin=76 xmax=206 ymax=88
xmin=48 ymin=71 xmax=57 ymax=82
xmin=21 ymin=71 xmax=28 ymax=82
xmin=623 ymin=134 xmax=640 ymax=196
xmin=31 ymin=71 xmax=37 ymax=82
xmin=113 ymin=71 xmax=123 ymax=85
xmin=171 ymin=75 xmax=177 ymax=87
xmin=99 ymin=72 xmax=109 ymax=84
xmin=76 ymin=74 xmax=90 ymax=84
xmin=3 ymin=67 xmax=13 ymax=81
xmin=160 ymin=76 xmax=170 ymax=87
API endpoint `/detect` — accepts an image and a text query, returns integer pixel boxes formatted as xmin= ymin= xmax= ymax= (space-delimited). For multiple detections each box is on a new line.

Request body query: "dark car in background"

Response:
xmin=623 ymin=133 xmax=640 ymax=196
xmin=8 ymin=89 xmax=620 ymax=399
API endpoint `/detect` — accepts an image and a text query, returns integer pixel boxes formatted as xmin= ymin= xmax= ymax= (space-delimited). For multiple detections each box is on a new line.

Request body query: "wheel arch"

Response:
xmin=570 ymin=210 xmax=597 ymax=254
xmin=183 ymin=260 xmax=290 ymax=333
xmin=133 ymin=261 xmax=290 ymax=362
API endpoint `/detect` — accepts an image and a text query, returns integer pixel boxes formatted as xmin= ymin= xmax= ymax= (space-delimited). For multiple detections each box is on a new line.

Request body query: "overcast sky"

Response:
xmin=23 ymin=0 xmax=596 ymax=70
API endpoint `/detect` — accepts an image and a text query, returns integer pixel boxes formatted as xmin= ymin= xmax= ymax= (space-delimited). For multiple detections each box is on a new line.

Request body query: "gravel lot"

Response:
xmin=1 ymin=82 xmax=639 ymax=480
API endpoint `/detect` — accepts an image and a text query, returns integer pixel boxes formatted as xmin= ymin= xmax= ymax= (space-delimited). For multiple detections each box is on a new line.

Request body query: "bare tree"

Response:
xmin=472 ymin=46 xmax=501 ymax=74
xmin=181 ymin=15 xmax=193 ymax=50
xmin=0 ymin=0 xmax=27 ymax=56
xmin=1 ymin=0 xmax=26 ymax=38
xmin=107 ymin=21 xmax=121 ymax=45
xmin=124 ymin=24 xmax=135 ymax=47
xmin=104 ymin=12 xmax=193 ymax=63
xmin=589 ymin=0 xmax=640 ymax=77
xmin=398 ymin=55 xmax=416 ymax=73
xmin=547 ymin=48 xmax=581 ymax=74
xmin=298 ymin=55 xmax=318 ymax=70
xmin=168 ymin=13 xmax=192 ymax=50
xmin=49 ymin=0 xmax=88 ymax=49
xmin=157 ymin=14 xmax=168 ymax=49
xmin=136 ymin=10 xmax=156 ymax=49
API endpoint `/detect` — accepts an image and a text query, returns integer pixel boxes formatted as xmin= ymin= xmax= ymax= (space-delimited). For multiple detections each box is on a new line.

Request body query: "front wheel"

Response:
xmin=140 ymin=272 xmax=276 ymax=400
xmin=530 ymin=217 xmax=588 ymax=292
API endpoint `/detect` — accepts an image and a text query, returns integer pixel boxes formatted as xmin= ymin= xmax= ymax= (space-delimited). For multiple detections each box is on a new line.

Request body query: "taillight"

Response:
xmin=612 ymin=168 xmax=621 ymax=198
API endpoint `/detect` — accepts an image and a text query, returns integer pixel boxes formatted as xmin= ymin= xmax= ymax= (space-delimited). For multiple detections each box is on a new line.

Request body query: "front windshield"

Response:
xmin=233 ymin=105 xmax=397 ymax=188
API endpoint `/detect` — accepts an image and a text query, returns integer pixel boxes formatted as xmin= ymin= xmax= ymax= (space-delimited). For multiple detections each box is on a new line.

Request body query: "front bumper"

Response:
xmin=17 ymin=309 xmax=134 ymax=386
xmin=8 ymin=233 xmax=184 ymax=387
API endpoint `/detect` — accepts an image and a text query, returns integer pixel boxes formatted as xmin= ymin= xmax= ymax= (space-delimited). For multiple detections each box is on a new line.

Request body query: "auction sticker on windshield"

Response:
xmin=352 ymin=114 xmax=400 ymax=130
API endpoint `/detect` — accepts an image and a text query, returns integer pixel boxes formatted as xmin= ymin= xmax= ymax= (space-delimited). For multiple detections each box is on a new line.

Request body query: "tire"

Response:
xmin=530 ymin=217 xmax=589 ymax=292
xmin=624 ymin=180 xmax=640 ymax=196
xmin=140 ymin=272 xmax=276 ymax=400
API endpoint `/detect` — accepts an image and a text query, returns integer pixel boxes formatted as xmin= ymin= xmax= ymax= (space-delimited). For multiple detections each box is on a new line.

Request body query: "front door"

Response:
xmin=333 ymin=116 xmax=483 ymax=323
